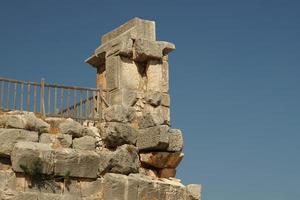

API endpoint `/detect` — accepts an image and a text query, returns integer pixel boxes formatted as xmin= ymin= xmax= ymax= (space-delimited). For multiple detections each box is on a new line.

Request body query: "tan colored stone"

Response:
xmin=120 ymin=57 xmax=141 ymax=90
xmin=146 ymin=59 xmax=163 ymax=92
xmin=139 ymin=152 xmax=184 ymax=169
xmin=158 ymin=168 xmax=176 ymax=178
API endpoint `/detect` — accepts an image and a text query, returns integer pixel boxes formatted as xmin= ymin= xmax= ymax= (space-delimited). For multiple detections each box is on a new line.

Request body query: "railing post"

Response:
xmin=40 ymin=78 xmax=46 ymax=117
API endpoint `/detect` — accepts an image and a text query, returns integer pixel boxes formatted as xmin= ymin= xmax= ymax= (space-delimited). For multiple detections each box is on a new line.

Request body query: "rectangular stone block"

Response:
xmin=162 ymin=57 xmax=169 ymax=93
xmin=137 ymin=125 xmax=169 ymax=151
xmin=120 ymin=57 xmax=141 ymax=90
xmin=146 ymin=60 xmax=163 ymax=92
xmin=168 ymin=128 xmax=184 ymax=152
xmin=0 ymin=128 xmax=38 ymax=157
xmin=101 ymin=17 xmax=156 ymax=44
xmin=54 ymin=148 xmax=100 ymax=179
xmin=105 ymin=56 xmax=120 ymax=91
xmin=139 ymin=152 xmax=184 ymax=169
xmin=102 ymin=173 xmax=138 ymax=200
xmin=108 ymin=88 xmax=139 ymax=107
xmin=11 ymin=142 xmax=54 ymax=175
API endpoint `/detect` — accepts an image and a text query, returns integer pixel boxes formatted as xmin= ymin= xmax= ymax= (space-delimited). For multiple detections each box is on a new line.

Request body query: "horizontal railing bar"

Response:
xmin=0 ymin=77 xmax=40 ymax=86
xmin=45 ymin=83 xmax=100 ymax=91
xmin=0 ymin=77 xmax=99 ymax=92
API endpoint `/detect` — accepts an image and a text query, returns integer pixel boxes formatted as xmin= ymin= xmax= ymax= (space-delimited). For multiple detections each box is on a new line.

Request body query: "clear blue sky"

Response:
xmin=1 ymin=1 xmax=300 ymax=199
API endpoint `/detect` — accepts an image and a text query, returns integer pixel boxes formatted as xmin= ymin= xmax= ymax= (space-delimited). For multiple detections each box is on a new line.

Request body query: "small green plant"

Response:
xmin=20 ymin=157 xmax=58 ymax=192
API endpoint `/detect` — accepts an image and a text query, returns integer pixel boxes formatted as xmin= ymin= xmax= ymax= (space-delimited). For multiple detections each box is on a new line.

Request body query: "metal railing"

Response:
xmin=0 ymin=77 xmax=107 ymax=121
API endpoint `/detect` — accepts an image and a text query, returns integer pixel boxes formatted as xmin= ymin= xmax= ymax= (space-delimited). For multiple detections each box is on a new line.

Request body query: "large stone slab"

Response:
xmin=136 ymin=125 xmax=170 ymax=151
xmin=101 ymin=17 xmax=156 ymax=44
xmin=11 ymin=142 xmax=55 ymax=175
xmin=73 ymin=136 xmax=96 ymax=150
xmin=39 ymin=133 xmax=72 ymax=148
xmin=139 ymin=152 xmax=184 ymax=169
xmin=98 ymin=145 xmax=140 ymax=175
xmin=186 ymin=184 xmax=202 ymax=200
xmin=103 ymin=105 xmax=135 ymax=123
xmin=167 ymin=128 xmax=184 ymax=152
xmin=58 ymin=119 xmax=85 ymax=138
xmin=54 ymin=148 xmax=100 ymax=179
xmin=146 ymin=59 xmax=163 ymax=92
xmin=102 ymin=122 xmax=138 ymax=148
xmin=0 ymin=129 xmax=38 ymax=157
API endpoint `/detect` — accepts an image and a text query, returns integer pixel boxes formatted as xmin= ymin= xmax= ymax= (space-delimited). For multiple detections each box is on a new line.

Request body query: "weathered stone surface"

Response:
xmin=186 ymin=184 xmax=202 ymax=200
xmin=145 ymin=91 xmax=162 ymax=106
xmin=58 ymin=119 xmax=84 ymax=138
xmin=102 ymin=173 xmax=139 ymax=200
xmin=137 ymin=125 xmax=169 ymax=151
xmin=11 ymin=142 xmax=54 ymax=175
xmin=73 ymin=136 xmax=96 ymax=150
xmin=134 ymin=39 xmax=162 ymax=61
xmin=161 ymin=93 xmax=170 ymax=107
xmin=108 ymin=88 xmax=140 ymax=108
xmin=0 ymin=170 xmax=16 ymax=191
xmin=101 ymin=17 xmax=156 ymax=44
xmin=147 ymin=59 xmax=163 ymax=92
xmin=2 ymin=114 xmax=26 ymax=129
xmin=162 ymin=57 xmax=169 ymax=93
xmin=0 ymin=129 xmax=38 ymax=157
xmin=103 ymin=105 xmax=135 ymax=123
xmin=39 ymin=133 xmax=72 ymax=148
xmin=168 ymin=128 xmax=184 ymax=152
xmin=138 ymin=112 xmax=164 ymax=129
xmin=54 ymin=148 xmax=100 ymax=178
xmin=97 ymin=148 xmax=114 ymax=175
xmin=108 ymin=144 xmax=139 ymax=175
xmin=120 ymin=57 xmax=141 ymax=90
xmin=158 ymin=168 xmax=176 ymax=178
xmin=139 ymin=152 xmax=184 ymax=169
xmin=80 ymin=178 xmax=103 ymax=198
xmin=0 ymin=190 xmax=38 ymax=200
xmin=102 ymin=122 xmax=138 ymax=148
xmin=129 ymin=173 xmax=186 ymax=200
xmin=105 ymin=56 xmax=120 ymax=91
xmin=22 ymin=112 xmax=50 ymax=133
xmin=0 ymin=112 xmax=50 ymax=133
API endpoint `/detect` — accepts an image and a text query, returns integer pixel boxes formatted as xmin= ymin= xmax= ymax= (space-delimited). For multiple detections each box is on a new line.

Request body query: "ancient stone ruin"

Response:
xmin=0 ymin=18 xmax=202 ymax=199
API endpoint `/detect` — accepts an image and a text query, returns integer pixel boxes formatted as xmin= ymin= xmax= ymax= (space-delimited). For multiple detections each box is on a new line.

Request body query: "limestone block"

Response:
xmin=0 ymin=190 xmax=38 ymax=200
xmin=106 ymin=56 xmax=120 ymax=91
xmin=139 ymin=152 xmax=184 ymax=168
xmin=3 ymin=114 xmax=26 ymax=129
xmin=54 ymin=148 xmax=100 ymax=178
xmin=145 ymin=90 xmax=162 ymax=106
xmin=162 ymin=57 xmax=169 ymax=93
xmin=101 ymin=17 xmax=156 ymax=44
xmin=73 ymin=136 xmax=96 ymax=150
xmin=120 ymin=57 xmax=141 ymax=90
xmin=186 ymin=184 xmax=202 ymax=200
xmin=22 ymin=112 xmax=50 ymax=133
xmin=136 ymin=125 xmax=170 ymax=151
xmin=11 ymin=142 xmax=55 ymax=175
xmin=134 ymin=39 xmax=162 ymax=61
xmin=167 ymin=128 xmax=184 ymax=152
xmin=102 ymin=122 xmax=138 ymax=148
xmin=39 ymin=133 xmax=72 ymax=148
xmin=0 ymin=129 xmax=38 ymax=157
xmin=58 ymin=119 xmax=85 ymax=138
xmin=161 ymin=93 xmax=170 ymax=107
xmin=97 ymin=148 xmax=114 ymax=175
xmin=141 ymin=105 xmax=165 ymax=127
xmin=138 ymin=112 xmax=164 ymax=129
xmin=158 ymin=168 xmax=176 ymax=178
xmin=102 ymin=173 xmax=139 ymax=200
xmin=80 ymin=178 xmax=103 ymax=198
xmin=146 ymin=59 xmax=163 ymax=92
xmin=0 ymin=170 xmax=16 ymax=191
xmin=108 ymin=88 xmax=139 ymax=106
xmin=108 ymin=144 xmax=140 ymax=175
xmin=103 ymin=105 xmax=135 ymax=123
xmin=161 ymin=105 xmax=171 ymax=125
